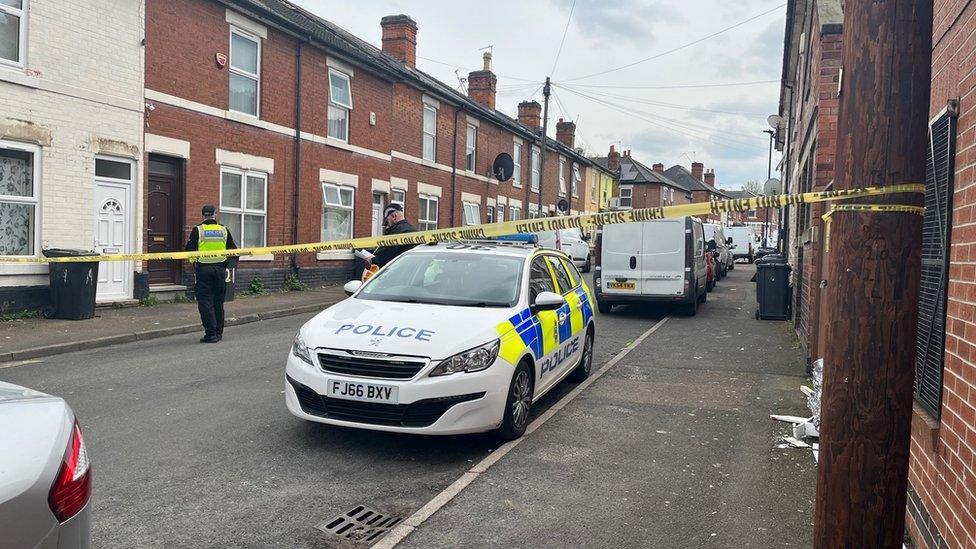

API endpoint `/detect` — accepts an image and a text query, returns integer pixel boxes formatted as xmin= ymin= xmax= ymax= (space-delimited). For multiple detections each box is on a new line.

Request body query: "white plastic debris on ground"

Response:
xmin=770 ymin=358 xmax=823 ymax=462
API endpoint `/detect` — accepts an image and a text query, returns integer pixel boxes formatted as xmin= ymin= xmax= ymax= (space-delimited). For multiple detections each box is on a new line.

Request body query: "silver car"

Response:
xmin=0 ymin=382 xmax=91 ymax=548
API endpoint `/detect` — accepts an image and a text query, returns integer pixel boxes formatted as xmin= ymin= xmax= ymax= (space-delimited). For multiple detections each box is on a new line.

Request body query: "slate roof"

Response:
xmin=721 ymin=189 xmax=758 ymax=200
xmin=664 ymin=165 xmax=732 ymax=199
xmin=588 ymin=156 xmax=690 ymax=192
xmin=228 ymin=0 xmax=595 ymax=166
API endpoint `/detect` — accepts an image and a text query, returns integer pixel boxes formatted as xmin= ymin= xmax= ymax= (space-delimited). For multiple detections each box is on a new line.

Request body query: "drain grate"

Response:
xmin=317 ymin=505 xmax=401 ymax=544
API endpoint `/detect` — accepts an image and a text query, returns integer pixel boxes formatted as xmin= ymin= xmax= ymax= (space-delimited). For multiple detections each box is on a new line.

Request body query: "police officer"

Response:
xmin=185 ymin=204 xmax=237 ymax=343
xmin=371 ymin=203 xmax=417 ymax=267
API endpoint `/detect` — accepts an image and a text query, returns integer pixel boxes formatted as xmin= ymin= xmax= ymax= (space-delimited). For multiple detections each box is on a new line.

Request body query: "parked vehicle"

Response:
xmin=727 ymin=226 xmax=757 ymax=263
xmin=705 ymin=249 xmax=716 ymax=291
xmin=0 ymin=382 xmax=92 ymax=548
xmin=703 ymin=223 xmax=732 ymax=276
xmin=594 ymin=216 xmax=708 ymax=316
xmin=536 ymin=228 xmax=592 ymax=272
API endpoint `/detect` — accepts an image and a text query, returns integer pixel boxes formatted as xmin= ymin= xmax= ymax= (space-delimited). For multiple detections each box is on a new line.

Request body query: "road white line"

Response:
xmin=372 ymin=315 xmax=672 ymax=549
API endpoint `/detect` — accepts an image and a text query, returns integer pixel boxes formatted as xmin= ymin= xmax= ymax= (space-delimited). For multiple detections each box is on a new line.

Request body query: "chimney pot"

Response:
xmin=691 ymin=162 xmax=704 ymax=181
xmin=652 ymin=163 xmax=664 ymax=173
xmin=381 ymin=15 xmax=418 ymax=67
xmin=468 ymin=53 xmax=498 ymax=110
xmin=518 ymin=101 xmax=542 ymax=129
xmin=556 ymin=118 xmax=576 ymax=148
xmin=704 ymin=169 xmax=716 ymax=187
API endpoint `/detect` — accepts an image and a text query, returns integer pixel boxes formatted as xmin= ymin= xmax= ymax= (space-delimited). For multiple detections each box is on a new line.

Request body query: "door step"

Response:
xmin=149 ymin=284 xmax=189 ymax=302
xmin=96 ymin=299 xmax=140 ymax=309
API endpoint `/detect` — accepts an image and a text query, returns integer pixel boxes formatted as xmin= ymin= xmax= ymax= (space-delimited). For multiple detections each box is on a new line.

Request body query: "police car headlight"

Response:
xmin=292 ymin=332 xmax=313 ymax=365
xmin=430 ymin=339 xmax=500 ymax=376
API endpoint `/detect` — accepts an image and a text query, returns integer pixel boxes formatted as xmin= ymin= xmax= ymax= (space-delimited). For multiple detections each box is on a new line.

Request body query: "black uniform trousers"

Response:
xmin=195 ymin=263 xmax=227 ymax=337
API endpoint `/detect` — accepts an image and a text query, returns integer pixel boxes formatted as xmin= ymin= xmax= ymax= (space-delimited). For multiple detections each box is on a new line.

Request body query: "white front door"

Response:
xmin=94 ymin=161 xmax=133 ymax=301
xmin=371 ymin=192 xmax=385 ymax=237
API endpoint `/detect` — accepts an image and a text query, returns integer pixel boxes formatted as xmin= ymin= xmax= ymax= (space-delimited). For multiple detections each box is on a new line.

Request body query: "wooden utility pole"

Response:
xmin=814 ymin=0 xmax=932 ymax=547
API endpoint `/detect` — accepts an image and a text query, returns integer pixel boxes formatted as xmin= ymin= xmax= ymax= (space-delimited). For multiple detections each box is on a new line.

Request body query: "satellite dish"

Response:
xmin=492 ymin=153 xmax=514 ymax=182
xmin=763 ymin=177 xmax=782 ymax=195
xmin=767 ymin=114 xmax=783 ymax=129
xmin=572 ymin=163 xmax=582 ymax=182
xmin=557 ymin=199 xmax=569 ymax=213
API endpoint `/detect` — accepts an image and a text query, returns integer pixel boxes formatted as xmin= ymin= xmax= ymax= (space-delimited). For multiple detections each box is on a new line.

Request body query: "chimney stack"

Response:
xmin=691 ymin=162 xmax=704 ymax=181
xmin=381 ymin=15 xmax=417 ymax=67
xmin=467 ymin=51 xmax=497 ymax=110
xmin=517 ymin=101 xmax=542 ymax=130
xmin=704 ymin=169 xmax=715 ymax=187
xmin=608 ymin=145 xmax=621 ymax=171
xmin=555 ymin=118 xmax=576 ymax=148
xmin=652 ymin=163 xmax=664 ymax=173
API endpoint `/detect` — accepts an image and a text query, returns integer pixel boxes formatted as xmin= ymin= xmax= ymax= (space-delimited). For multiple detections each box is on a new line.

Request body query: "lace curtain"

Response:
xmin=0 ymin=149 xmax=34 ymax=256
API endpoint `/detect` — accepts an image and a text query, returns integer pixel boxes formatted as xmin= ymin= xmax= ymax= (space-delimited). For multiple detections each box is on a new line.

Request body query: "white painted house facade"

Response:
xmin=0 ymin=0 xmax=145 ymax=310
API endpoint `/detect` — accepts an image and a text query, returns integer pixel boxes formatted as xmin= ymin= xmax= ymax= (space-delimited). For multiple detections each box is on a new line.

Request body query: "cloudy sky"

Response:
xmin=293 ymin=0 xmax=787 ymax=189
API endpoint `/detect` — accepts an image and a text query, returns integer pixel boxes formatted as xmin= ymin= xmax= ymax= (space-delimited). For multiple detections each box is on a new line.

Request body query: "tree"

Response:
xmin=741 ymin=180 xmax=763 ymax=195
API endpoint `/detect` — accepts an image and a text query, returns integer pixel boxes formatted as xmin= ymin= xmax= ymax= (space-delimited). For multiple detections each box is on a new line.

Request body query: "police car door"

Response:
xmin=546 ymin=256 xmax=586 ymax=379
xmin=528 ymin=255 xmax=562 ymax=396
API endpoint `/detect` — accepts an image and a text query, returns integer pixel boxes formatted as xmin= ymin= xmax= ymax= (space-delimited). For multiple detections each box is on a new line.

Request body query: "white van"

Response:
xmin=726 ymin=226 xmax=756 ymax=263
xmin=536 ymin=228 xmax=592 ymax=272
xmin=593 ymin=216 xmax=708 ymax=316
xmin=702 ymin=222 xmax=733 ymax=276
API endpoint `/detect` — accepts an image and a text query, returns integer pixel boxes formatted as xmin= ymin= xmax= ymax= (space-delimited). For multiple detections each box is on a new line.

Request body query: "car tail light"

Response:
xmin=48 ymin=421 xmax=91 ymax=522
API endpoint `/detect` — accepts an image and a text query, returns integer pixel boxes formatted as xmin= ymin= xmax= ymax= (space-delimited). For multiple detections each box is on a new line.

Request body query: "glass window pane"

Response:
xmin=229 ymin=73 xmax=258 ymax=115
xmin=0 ymin=12 xmax=19 ymax=63
xmin=339 ymin=187 xmax=353 ymax=207
xmin=423 ymin=134 xmax=435 ymax=161
xmin=221 ymin=213 xmax=242 ymax=244
xmin=328 ymin=105 xmax=348 ymax=140
xmin=245 ymin=175 xmax=265 ymax=211
xmin=243 ymin=214 xmax=265 ymax=247
xmin=220 ymin=172 xmax=242 ymax=209
xmin=0 ymin=202 xmax=33 ymax=255
xmin=423 ymin=107 xmax=436 ymax=134
xmin=322 ymin=207 xmax=352 ymax=241
xmin=323 ymin=185 xmax=340 ymax=205
xmin=329 ymin=72 xmax=351 ymax=108
xmin=0 ymin=148 xmax=33 ymax=198
xmin=95 ymin=159 xmax=131 ymax=180
xmin=0 ymin=1 xmax=24 ymax=9
xmin=429 ymin=200 xmax=438 ymax=223
xmin=231 ymin=33 xmax=258 ymax=74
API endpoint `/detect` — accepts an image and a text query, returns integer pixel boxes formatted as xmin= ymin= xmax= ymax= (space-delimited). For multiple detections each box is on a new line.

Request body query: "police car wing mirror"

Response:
xmin=343 ymin=280 xmax=363 ymax=296
xmin=532 ymin=291 xmax=565 ymax=312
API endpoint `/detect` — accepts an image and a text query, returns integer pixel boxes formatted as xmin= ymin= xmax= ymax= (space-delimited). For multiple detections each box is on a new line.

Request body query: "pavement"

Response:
xmin=0 ymin=286 xmax=347 ymax=363
xmin=0 ymin=265 xmax=816 ymax=548
xmin=396 ymin=264 xmax=816 ymax=548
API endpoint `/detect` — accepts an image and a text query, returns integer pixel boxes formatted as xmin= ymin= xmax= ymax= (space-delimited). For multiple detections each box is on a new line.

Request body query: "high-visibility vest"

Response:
xmin=193 ymin=223 xmax=228 ymax=264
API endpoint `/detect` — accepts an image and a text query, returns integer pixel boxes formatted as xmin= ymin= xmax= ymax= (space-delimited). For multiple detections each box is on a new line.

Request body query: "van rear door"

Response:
xmin=600 ymin=222 xmax=642 ymax=295
xmin=640 ymin=219 xmax=686 ymax=296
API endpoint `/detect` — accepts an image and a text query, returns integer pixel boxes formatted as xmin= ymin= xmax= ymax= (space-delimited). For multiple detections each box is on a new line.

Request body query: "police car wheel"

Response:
xmin=583 ymin=254 xmax=592 ymax=273
xmin=498 ymin=362 xmax=533 ymax=441
xmin=569 ymin=328 xmax=594 ymax=382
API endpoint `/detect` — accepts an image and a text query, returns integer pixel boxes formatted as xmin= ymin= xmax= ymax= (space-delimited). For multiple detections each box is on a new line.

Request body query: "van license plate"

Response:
xmin=607 ymin=281 xmax=636 ymax=290
xmin=327 ymin=379 xmax=398 ymax=404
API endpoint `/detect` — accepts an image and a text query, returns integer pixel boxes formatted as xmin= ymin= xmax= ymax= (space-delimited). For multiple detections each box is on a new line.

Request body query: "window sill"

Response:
xmin=0 ymin=262 xmax=47 ymax=276
xmin=239 ymin=254 xmax=274 ymax=262
xmin=317 ymin=250 xmax=354 ymax=261
xmin=911 ymin=402 xmax=941 ymax=454
xmin=513 ymin=182 xmax=523 ymax=188
xmin=226 ymin=109 xmax=261 ymax=124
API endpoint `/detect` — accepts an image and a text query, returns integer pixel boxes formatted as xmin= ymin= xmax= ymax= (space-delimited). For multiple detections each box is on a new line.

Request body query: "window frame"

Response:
xmin=422 ymin=103 xmax=437 ymax=162
xmin=510 ymin=206 xmax=521 ymax=221
xmin=558 ymin=157 xmax=567 ymax=197
xmin=418 ymin=193 xmax=439 ymax=231
xmin=513 ymin=141 xmax=523 ymax=187
xmin=530 ymin=147 xmax=541 ymax=193
xmin=320 ymin=182 xmax=355 ymax=241
xmin=465 ymin=124 xmax=477 ymax=172
xmin=390 ymin=188 xmax=405 ymax=213
xmin=497 ymin=205 xmax=505 ymax=222
xmin=571 ymin=162 xmax=579 ymax=198
xmin=619 ymin=185 xmax=633 ymax=208
xmin=0 ymin=0 xmax=27 ymax=68
xmin=219 ymin=167 xmax=268 ymax=248
xmin=0 ymin=139 xmax=40 ymax=257
xmin=486 ymin=205 xmax=494 ymax=224
xmin=228 ymin=27 xmax=262 ymax=118
xmin=462 ymin=201 xmax=481 ymax=226
xmin=327 ymin=68 xmax=352 ymax=142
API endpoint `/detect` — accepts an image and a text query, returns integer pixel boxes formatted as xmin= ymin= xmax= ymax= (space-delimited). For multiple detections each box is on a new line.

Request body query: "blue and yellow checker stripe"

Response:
xmin=495 ymin=251 xmax=595 ymax=366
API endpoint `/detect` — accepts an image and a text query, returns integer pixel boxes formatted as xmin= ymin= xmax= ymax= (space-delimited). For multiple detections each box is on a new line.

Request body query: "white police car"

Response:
xmin=285 ymin=239 xmax=597 ymax=439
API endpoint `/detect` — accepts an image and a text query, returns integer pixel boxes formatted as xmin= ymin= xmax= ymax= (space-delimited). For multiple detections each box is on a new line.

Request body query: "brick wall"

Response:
xmin=0 ymin=0 xmax=144 ymax=307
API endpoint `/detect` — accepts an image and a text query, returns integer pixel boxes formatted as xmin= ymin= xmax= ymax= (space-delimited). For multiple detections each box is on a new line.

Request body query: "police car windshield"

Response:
xmin=357 ymin=252 xmax=524 ymax=307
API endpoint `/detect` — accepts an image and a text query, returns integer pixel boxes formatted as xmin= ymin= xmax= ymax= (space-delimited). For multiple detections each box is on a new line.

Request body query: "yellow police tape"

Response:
xmin=1 ymin=184 xmax=925 ymax=264
xmin=820 ymin=203 xmax=926 ymax=253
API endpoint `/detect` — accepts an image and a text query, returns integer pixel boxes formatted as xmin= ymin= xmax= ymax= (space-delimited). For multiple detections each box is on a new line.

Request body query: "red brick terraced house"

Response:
xmin=779 ymin=0 xmax=976 ymax=546
xmin=142 ymin=0 xmax=596 ymax=296
xmin=776 ymin=0 xmax=843 ymax=371
xmin=589 ymin=147 xmax=692 ymax=211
